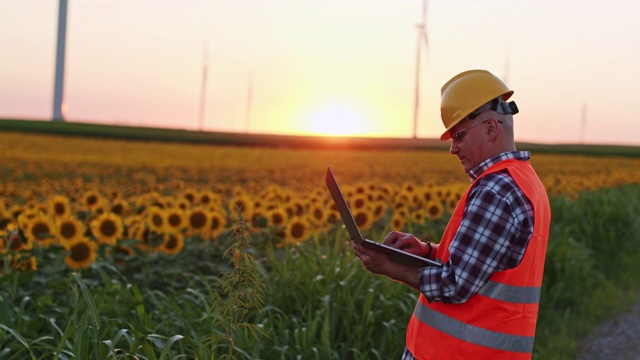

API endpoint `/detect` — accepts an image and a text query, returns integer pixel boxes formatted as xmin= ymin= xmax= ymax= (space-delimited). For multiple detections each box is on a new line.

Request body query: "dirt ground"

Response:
xmin=574 ymin=299 xmax=640 ymax=360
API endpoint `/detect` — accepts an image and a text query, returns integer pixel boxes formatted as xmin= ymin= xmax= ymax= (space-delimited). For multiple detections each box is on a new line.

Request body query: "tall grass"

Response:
xmin=1 ymin=185 xmax=639 ymax=359
xmin=535 ymin=184 xmax=640 ymax=359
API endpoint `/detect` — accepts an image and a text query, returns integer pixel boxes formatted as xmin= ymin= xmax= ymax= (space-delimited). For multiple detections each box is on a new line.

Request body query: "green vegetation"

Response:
xmin=2 ymin=185 xmax=639 ymax=358
xmin=2 ymin=119 xmax=639 ymax=358
xmin=3 ymin=118 xmax=640 ymax=156
xmin=536 ymin=184 xmax=640 ymax=359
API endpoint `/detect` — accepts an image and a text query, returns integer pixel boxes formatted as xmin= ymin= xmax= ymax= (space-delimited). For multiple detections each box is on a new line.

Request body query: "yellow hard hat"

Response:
xmin=440 ymin=69 xmax=515 ymax=140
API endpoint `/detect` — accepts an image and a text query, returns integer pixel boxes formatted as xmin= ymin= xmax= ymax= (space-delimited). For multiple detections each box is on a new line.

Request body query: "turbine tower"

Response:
xmin=52 ymin=0 xmax=69 ymax=122
xmin=245 ymin=75 xmax=252 ymax=133
xmin=412 ymin=0 xmax=429 ymax=139
xmin=580 ymin=101 xmax=587 ymax=144
xmin=198 ymin=38 xmax=208 ymax=131
xmin=503 ymin=46 xmax=510 ymax=85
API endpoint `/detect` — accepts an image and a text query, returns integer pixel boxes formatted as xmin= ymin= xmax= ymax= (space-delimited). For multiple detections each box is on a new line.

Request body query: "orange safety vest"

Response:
xmin=406 ymin=159 xmax=551 ymax=360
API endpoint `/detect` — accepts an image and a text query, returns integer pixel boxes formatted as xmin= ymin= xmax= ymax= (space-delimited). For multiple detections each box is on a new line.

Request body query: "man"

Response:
xmin=353 ymin=69 xmax=551 ymax=359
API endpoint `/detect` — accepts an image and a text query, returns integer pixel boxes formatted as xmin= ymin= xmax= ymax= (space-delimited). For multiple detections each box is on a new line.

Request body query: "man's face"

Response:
xmin=447 ymin=116 xmax=490 ymax=174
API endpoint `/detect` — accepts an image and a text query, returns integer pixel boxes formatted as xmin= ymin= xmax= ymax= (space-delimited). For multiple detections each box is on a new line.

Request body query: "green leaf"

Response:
xmin=0 ymin=323 xmax=36 ymax=360
xmin=70 ymin=272 xmax=101 ymax=330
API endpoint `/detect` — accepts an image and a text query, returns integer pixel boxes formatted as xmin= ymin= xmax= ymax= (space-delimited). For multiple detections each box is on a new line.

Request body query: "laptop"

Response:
xmin=325 ymin=167 xmax=441 ymax=268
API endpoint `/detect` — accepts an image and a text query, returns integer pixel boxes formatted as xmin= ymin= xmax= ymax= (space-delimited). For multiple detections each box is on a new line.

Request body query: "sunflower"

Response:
xmin=181 ymin=188 xmax=198 ymax=204
xmin=144 ymin=206 xmax=167 ymax=234
xmin=128 ymin=224 xmax=150 ymax=248
xmin=393 ymin=191 xmax=413 ymax=210
xmin=379 ymin=183 xmax=395 ymax=198
xmin=286 ymin=199 xmax=308 ymax=219
xmin=308 ymin=204 xmax=328 ymax=226
xmin=411 ymin=209 xmax=428 ymax=225
xmin=197 ymin=189 xmax=221 ymax=207
xmin=81 ymin=190 xmax=105 ymax=212
xmin=209 ymin=211 xmax=227 ymax=240
xmin=109 ymin=244 xmax=135 ymax=266
xmin=390 ymin=213 xmax=407 ymax=231
xmin=3 ymin=228 xmax=32 ymax=252
xmin=353 ymin=207 xmax=374 ymax=231
xmin=326 ymin=209 xmax=340 ymax=225
xmin=186 ymin=206 xmax=211 ymax=237
xmin=250 ymin=209 xmax=268 ymax=230
xmin=110 ymin=198 xmax=131 ymax=218
xmin=55 ymin=215 xmax=86 ymax=249
xmin=13 ymin=254 xmax=37 ymax=272
xmin=371 ymin=201 xmax=388 ymax=222
xmin=434 ymin=186 xmax=449 ymax=202
xmin=165 ymin=207 xmax=186 ymax=233
xmin=445 ymin=195 xmax=459 ymax=213
xmin=175 ymin=198 xmax=191 ymax=211
xmin=401 ymin=181 xmax=418 ymax=194
xmin=425 ymin=200 xmax=444 ymax=220
xmin=49 ymin=195 xmax=72 ymax=218
xmin=90 ymin=212 xmax=124 ymax=246
xmin=108 ymin=187 xmax=122 ymax=201
xmin=266 ymin=207 xmax=288 ymax=228
xmin=64 ymin=237 xmax=98 ymax=270
xmin=349 ymin=194 xmax=368 ymax=211
xmin=123 ymin=214 xmax=145 ymax=236
xmin=418 ymin=187 xmax=435 ymax=204
xmin=160 ymin=232 xmax=185 ymax=255
xmin=0 ymin=198 xmax=6 ymax=217
xmin=284 ymin=216 xmax=311 ymax=244
xmin=228 ymin=194 xmax=254 ymax=220
xmin=394 ymin=206 xmax=410 ymax=219
xmin=21 ymin=212 xmax=56 ymax=247
xmin=353 ymin=183 xmax=368 ymax=195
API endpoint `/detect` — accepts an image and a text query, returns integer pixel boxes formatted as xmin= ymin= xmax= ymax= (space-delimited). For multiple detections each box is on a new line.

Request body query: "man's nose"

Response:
xmin=449 ymin=141 xmax=458 ymax=155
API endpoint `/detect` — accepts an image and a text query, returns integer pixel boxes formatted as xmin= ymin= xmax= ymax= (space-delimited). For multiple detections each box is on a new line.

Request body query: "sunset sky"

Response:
xmin=1 ymin=0 xmax=639 ymax=145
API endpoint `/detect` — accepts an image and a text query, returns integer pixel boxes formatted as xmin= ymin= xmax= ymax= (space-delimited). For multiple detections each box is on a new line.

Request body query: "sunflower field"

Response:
xmin=1 ymin=129 xmax=640 ymax=359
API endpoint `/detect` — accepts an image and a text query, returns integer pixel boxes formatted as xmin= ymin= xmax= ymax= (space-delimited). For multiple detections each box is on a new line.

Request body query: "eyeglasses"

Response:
xmin=450 ymin=119 xmax=503 ymax=143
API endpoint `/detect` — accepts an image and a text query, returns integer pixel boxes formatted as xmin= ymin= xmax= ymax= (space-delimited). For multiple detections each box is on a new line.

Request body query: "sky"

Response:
xmin=1 ymin=0 xmax=639 ymax=145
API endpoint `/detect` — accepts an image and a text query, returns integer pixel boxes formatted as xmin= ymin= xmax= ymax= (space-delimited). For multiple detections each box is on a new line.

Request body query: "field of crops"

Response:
xmin=1 ymin=128 xmax=640 ymax=359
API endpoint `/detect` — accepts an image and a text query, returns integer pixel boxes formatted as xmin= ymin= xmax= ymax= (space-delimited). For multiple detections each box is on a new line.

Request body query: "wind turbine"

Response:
xmin=198 ymin=38 xmax=208 ymax=131
xmin=412 ymin=0 xmax=429 ymax=139
xmin=53 ymin=0 xmax=69 ymax=122
xmin=503 ymin=46 xmax=510 ymax=85
xmin=580 ymin=101 xmax=587 ymax=144
xmin=245 ymin=75 xmax=252 ymax=133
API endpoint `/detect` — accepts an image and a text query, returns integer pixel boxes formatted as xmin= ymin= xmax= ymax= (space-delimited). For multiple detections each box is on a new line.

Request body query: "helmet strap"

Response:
xmin=491 ymin=98 xmax=519 ymax=115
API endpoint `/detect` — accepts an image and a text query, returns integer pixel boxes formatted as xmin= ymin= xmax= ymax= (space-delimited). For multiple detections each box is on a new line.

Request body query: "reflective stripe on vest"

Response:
xmin=477 ymin=280 xmax=541 ymax=304
xmin=413 ymin=303 xmax=534 ymax=353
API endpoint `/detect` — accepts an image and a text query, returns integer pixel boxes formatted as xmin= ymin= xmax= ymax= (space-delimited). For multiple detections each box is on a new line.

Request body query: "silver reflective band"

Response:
xmin=414 ymin=304 xmax=535 ymax=353
xmin=477 ymin=281 xmax=541 ymax=304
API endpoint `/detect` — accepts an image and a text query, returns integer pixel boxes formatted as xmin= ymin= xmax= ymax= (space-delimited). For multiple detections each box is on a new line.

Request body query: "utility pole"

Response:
xmin=52 ymin=0 xmax=68 ymax=122
xmin=198 ymin=38 xmax=208 ymax=131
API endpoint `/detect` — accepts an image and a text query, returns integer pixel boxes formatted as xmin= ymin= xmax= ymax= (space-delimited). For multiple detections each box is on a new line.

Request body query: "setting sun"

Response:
xmin=301 ymin=104 xmax=372 ymax=137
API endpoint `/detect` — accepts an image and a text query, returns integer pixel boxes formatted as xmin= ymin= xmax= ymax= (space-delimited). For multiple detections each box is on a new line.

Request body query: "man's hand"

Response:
xmin=383 ymin=231 xmax=431 ymax=257
xmin=352 ymin=241 xmax=420 ymax=290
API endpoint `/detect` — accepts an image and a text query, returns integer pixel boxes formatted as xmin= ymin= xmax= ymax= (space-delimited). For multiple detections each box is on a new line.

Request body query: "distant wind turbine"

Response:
xmin=580 ymin=101 xmax=587 ymax=144
xmin=245 ymin=75 xmax=252 ymax=133
xmin=52 ymin=0 xmax=69 ymax=122
xmin=503 ymin=46 xmax=510 ymax=85
xmin=198 ymin=38 xmax=208 ymax=131
xmin=412 ymin=0 xmax=429 ymax=139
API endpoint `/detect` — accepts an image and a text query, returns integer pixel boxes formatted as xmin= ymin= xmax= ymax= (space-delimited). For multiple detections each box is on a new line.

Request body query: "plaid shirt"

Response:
xmin=402 ymin=151 xmax=535 ymax=360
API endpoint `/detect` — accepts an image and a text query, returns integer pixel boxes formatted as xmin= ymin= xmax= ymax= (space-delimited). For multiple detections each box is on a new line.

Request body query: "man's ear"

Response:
xmin=485 ymin=118 xmax=500 ymax=140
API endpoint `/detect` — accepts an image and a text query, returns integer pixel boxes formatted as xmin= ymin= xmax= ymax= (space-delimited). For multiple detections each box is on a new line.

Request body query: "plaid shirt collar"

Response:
xmin=468 ymin=151 xmax=531 ymax=182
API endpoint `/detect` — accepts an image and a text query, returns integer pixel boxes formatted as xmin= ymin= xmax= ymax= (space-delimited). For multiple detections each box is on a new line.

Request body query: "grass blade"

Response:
xmin=0 ymin=323 xmax=36 ymax=360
